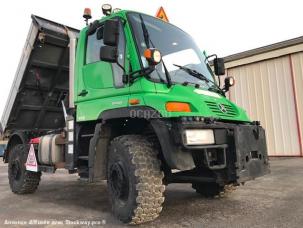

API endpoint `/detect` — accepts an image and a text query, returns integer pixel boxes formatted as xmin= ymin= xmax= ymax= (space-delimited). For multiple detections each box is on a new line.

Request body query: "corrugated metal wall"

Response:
xmin=226 ymin=53 xmax=303 ymax=156
xmin=290 ymin=53 xmax=303 ymax=155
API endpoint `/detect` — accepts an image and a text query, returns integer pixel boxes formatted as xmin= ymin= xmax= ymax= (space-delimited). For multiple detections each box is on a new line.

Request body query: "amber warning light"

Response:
xmin=144 ymin=48 xmax=162 ymax=65
xmin=83 ymin=8 xmax=92 ymax=25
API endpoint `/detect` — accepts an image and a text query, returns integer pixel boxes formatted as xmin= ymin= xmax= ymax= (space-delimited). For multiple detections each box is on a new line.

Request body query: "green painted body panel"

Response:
xmin=74 ymin=10 xmax=250 ymax=123
xmin=141 ymin=83 xmax=249 ymax=121
xmin=83 ymin=63 xmax=113 ymax=89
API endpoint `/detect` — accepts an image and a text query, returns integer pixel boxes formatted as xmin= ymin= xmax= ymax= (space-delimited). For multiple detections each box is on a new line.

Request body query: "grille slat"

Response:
xmin=205 ymin=101 xmax=238 ymax=117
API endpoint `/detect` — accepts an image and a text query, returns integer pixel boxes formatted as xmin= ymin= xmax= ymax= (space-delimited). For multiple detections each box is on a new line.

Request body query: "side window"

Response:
xmin=85 ymin=20 xmax=126 ymax=88
xmin=86 ymin=26 xmax=105 ymax=64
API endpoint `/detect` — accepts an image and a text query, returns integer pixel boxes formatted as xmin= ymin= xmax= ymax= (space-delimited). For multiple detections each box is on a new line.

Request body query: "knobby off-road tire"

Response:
xmin=8 ymin=144 xmax=41 ymax=194
xmin=107 ymin=135 xmax=165 ymax=225
xmin=192 ymin=182 xmax=225 ymax=198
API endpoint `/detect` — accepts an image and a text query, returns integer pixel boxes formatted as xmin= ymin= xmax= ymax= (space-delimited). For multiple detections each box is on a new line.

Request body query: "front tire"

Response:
xmin=8 ymin=144 xmax=41 ymax=194
xmin=107 ymin=135 xmax=165 ymax=224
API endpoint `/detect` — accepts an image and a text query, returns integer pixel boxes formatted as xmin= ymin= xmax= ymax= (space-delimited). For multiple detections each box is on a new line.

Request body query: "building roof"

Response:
xmin=224 ymin=36 xmax=303 ymax=63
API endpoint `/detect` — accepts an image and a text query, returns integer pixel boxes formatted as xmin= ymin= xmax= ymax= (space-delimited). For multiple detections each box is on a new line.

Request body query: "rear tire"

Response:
xmin=192 ymin=182 xmax=224 ymax=198
xmin=107 ymin=135 xmax=165 ymax=224
xmin=8 ymin=144 xmax=41 ymax=194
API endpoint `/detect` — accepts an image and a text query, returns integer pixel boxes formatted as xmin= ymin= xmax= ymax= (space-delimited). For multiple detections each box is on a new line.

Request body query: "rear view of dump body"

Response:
xmin=1 ymin=16 xmax=78 ymax=159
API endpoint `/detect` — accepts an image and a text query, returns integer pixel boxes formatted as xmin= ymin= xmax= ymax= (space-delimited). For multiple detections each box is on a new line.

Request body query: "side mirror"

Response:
xmin=103 ymin=19 xmax=119 ymax=46
xmin=224 ymin=76 xmax=235 ymax=92
xmin=100 ymin=46 xmax=117 ymax=63
xmin=214 ymin=58 xmax=225 ymax=76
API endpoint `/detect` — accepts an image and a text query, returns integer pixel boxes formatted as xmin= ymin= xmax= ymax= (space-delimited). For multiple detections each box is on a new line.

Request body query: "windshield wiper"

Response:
xmin=139 ymin=14 xmax=172 ymax=87
xmin=139 ymin=14 xmax=150 ymax=49
xmin=173 ymin=64 xmax=225 ymax=96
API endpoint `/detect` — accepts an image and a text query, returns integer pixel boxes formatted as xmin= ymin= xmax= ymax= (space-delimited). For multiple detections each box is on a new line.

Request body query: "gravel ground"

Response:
xmin=1 ymin=158 xmax=303 ymax=228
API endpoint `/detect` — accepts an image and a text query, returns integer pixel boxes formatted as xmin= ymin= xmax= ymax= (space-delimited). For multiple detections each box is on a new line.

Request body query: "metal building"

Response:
xmin=223 ymin=36 xmax=303 ymax=156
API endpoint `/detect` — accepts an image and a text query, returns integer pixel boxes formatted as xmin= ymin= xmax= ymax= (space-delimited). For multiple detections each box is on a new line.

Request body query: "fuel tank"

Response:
xmin=38 ymin=134 xmax=64 ymax=165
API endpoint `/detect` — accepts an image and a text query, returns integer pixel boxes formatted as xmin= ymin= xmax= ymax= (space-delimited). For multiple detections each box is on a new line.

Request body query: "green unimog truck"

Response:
xmin=1 ymin=5 xmax=270 ymax=224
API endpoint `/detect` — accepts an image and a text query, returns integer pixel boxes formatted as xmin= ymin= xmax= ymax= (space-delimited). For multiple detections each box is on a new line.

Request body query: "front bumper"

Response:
xmin=151 ymin=118 xmax=270 ymax=184
xmin=233 ymin=124 xmax=270 ymax=182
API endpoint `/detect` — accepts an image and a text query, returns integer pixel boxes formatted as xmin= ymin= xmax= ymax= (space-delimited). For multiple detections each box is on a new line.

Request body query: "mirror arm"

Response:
xmin=116 ymin=61 xmax=125 ymax=73
xmin=117 ymin=62 xmax=130 ymax=84
xmin=123 ymin=66 xmax=155 ymax=84
xmin=122 ymin=73 xmax=129 ymax=84
xmin=87 ymin=20 xmax=102 ymax=35
xmin=223 ymin=85 xmax=229 ymax=93
xmin=206 ymin=54 xmax=217 ymax=61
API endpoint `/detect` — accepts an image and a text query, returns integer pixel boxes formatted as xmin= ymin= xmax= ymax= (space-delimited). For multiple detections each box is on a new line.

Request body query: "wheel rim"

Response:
xmin=109 ymin=161 xmax=129 ymax=202
xmin=11 ymin=160 xmax=21 ymax=181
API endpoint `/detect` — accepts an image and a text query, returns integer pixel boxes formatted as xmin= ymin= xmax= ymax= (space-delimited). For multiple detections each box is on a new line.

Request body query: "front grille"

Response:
xmin=205 ymin=101 xmax=238 ymax=117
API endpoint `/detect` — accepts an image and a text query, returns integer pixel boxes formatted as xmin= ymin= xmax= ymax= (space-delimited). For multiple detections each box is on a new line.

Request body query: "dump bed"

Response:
xmin=1 ymin=15 xmax=79 ymax=135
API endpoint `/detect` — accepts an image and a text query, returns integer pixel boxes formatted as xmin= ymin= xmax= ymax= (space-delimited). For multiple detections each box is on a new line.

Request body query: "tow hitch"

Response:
xmin=204 ymin=145 xmax=227 ymax=170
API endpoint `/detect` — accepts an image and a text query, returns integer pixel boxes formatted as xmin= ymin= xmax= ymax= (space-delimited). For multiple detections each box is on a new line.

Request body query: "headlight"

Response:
xmin=184 ymin=129 xmax=215 ymax=145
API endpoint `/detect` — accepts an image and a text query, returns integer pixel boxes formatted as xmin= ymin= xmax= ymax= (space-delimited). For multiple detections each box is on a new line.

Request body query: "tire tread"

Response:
xmin=8 ymin=144 xmax=41 ymax=194
xmin=109 ymin=135 xmax=165 ymax=224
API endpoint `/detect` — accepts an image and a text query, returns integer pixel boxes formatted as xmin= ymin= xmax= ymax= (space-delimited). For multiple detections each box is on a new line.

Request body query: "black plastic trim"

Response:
xmin=183 ymin=143 xmax=228 ymax=150
xmin=99 ymin=106 xmax=161 ymax=121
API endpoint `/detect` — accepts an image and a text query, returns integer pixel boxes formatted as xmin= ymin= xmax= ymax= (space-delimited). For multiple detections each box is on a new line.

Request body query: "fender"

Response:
xmin=99 ymin=106 xmax=161 ymax=121
xmin=99 ymin=107 xmax=195 ymax=171
xmin=87 ymin=106 xmax=162 ymax=181
xmin=150 ymin=119 xmax=195 ymax=170
xmin=88 ymin=123 xmax=108 ymax=182
xmin=4 ymin=131 xmax=28 ymax=163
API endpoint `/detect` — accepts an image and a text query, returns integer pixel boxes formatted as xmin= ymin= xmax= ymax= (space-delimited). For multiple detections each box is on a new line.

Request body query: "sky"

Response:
xmin=0 ymin=0 xmax=302 ymax=115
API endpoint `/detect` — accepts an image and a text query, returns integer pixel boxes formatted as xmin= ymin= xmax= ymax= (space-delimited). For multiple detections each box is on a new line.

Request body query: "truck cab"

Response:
xmin=75 ymin=11 xmax=249 ymax=122
xmin=2 ymin=7 xmax=270 ymax=225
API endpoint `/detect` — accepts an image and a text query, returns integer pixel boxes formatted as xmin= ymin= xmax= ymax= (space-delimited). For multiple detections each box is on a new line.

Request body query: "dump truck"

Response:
xmin=1 ymin=5 xmax=270 ymax=224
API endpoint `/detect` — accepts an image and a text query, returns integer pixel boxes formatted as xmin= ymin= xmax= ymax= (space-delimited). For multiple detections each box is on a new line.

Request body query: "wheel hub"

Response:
xmin=109 ymin=162 xmax=129 ymax=201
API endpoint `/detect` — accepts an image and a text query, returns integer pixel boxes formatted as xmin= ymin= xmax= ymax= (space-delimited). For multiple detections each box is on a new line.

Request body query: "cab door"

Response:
xmin=76 ymin=20 xmax=130 ymax=121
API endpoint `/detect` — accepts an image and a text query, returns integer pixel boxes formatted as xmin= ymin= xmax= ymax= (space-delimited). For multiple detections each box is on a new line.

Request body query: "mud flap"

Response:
xmin=88 ymin=124 xmax=112 ymax=182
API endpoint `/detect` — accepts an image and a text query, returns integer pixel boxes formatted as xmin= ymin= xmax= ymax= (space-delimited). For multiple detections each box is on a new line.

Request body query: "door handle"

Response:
xmin=78 ymin=90 xmax=88 ymax=97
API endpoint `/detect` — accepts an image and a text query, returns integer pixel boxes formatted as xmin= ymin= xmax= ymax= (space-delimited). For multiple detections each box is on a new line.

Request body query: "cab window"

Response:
xmin=85 ymin=20 xmax=126 ymax=87
xmin=86 ymin=26 xmax=105 ymax=64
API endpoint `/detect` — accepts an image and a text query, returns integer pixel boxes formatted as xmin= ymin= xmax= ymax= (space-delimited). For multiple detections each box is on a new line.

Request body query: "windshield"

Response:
xmin=128 ymin=12 xmax=215 ymax=89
